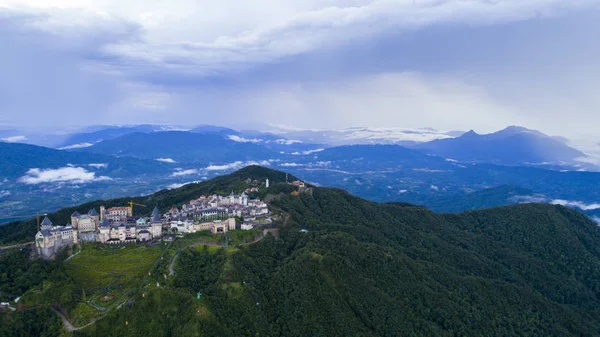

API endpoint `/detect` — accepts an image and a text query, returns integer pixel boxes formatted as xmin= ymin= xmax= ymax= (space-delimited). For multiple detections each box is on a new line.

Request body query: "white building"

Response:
xmin=35 ymin=217 xmax=75 ymax=259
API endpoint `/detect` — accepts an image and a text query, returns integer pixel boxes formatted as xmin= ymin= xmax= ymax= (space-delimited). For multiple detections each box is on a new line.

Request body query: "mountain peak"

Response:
xmin=493 ymin=125 xmax=539 ymax=137
xmin=461 ymin=130 xmax=479 ymax=137
xmin=503 ymin=125 xmax=530 ymax=132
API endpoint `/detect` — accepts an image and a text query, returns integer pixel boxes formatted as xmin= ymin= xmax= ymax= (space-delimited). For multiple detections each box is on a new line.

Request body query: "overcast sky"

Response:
xmin=1 ymin=1 xmax=599 ymax=140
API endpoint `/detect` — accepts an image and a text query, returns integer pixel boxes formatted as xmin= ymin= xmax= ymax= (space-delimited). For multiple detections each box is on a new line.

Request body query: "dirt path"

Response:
xmin=50 ymin=306 xmax=105 ymax=332
xmin=168 ymin=249 xmax=182 ymax=276
xmin=0 ymin=242 xmax=33 ymax=250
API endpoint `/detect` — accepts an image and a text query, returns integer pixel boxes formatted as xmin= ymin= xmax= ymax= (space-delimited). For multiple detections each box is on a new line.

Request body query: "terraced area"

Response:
xmin=65 ymin=244 xmax=162 ymax=317
xmin=66 ymin=245 xmax=161 ymax=291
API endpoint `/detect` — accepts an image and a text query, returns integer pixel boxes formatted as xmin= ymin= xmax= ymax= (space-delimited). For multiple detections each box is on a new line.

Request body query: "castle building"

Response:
xmin=35 ymin=205 xmax=165 ymax=257
xmin=150 ymin=206 xmax=163 ymax=239
xmin=102 ymin=206 xmax=131 ymax=223
xmin=35 ymin=216 xmax=75 ymax=259
xmin=71 ymin=208 xmax=100 ymax=243
xmin=210 ymin=218 xmax=236 ymax=234
xmin=219 ymin=191 xmax=248 ymax=206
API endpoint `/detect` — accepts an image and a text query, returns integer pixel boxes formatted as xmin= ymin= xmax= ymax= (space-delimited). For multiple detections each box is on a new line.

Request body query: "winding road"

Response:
xmin=50 ymin=307 xmax=105 ymax=332
xmin=0 ymin=241 xmax=33 ymax=250
xmin=168 ymin=229 xmax=279 ymax=276
xmin=48 ymin=229 xmax=279 ymax=331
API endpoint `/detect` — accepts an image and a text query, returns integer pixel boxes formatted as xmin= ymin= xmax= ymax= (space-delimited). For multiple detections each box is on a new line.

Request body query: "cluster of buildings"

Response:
xmin=165 ymin=191 xmax=271 ymax=234
xmin=35 ymin=206 xmax=163 ymax=258
xmin=34 ymin=191 xmax=272 ymax=259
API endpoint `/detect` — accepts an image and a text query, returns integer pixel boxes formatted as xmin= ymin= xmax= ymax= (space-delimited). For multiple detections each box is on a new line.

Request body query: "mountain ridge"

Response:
xmin=412 ymin=126 xmax=586 ymax=167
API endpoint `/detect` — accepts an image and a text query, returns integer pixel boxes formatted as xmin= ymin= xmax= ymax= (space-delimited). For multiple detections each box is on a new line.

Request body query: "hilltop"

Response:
xmin=1 ymin=166 xmax=600 ymax=336
xmin=0 ymin=166 xmax=297 ymax=245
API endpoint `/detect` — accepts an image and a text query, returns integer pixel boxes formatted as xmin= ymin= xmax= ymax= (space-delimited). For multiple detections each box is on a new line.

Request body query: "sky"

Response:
xmin=1 ymin=0 xmax=600 ymax=141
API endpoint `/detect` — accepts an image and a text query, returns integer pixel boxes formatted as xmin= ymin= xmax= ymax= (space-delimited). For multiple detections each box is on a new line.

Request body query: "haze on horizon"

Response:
xmin=1 ymin=1 xmax=600 ymax=141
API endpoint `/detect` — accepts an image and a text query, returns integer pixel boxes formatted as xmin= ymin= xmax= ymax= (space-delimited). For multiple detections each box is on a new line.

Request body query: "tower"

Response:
xmin=88 ymin=208 xmax=99 ymax=230
xmin=151 ymin=206 xmax=163 ymax=239
xmin=71 ymin=211 xmax=80 ymax=229
xmin=151 ymin=206 xmax=161 ymax=223
xmin=266 ymin=179 xmax=269 ymax=188
xmin=40 ymin=216 xmax=53 ymax=230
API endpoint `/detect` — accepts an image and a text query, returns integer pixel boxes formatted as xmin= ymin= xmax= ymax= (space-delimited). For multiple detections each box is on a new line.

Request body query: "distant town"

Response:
xmin=34 ymin=178 xmax=282 ymax=259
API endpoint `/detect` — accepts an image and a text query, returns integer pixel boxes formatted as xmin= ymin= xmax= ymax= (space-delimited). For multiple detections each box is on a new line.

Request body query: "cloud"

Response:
xmin=2 ymin=1 xmax=600 ymax=139
xmin=510 ymin=195 xmax=600 ymax=212
xmin=88 ymin=163 xmax=108 ymax=169
xmin=413 ymin=168 xmax=447 ymax=173
xmin=5 ymin=1 xmax=594 ymax=78
xmin=337 ymin=128 xmax=454 ymax=144
xmin=551 ymin=199 xmax=600 ymax=211
xmin=1 ymin=135 xmax=27 ymax=143
xmin=18 ymin=167 xmax=111 ymax=184
xmin=228 ymin=135 xmax=262 ymax=143
xmin=0 ymin=190 xmax=10 ymax=198
xmin=166 ymin=182 xmax=199 ymax=189
xmin=156 ymin=158 xmax=176 ymax=163
xmin=171 ymin=169 xmax=198 ymax=177
xmin=205 ymin=160 xmax=271 ymax=171
xmin=510 ymin=195 xmax=549 ymax=204
xmin=231 ymin=72 xmax=524 ymax=132
xmin=59 ymin=143 xmax=94 ymax=150
xmin=274 ymin=138 xmax=302 ymax=145
xmin=280 ymin=163 xmax=304 ymax=167
xmin=303 ymin=148 xmax=325 ymax=155
xmin=591 ymin=216 xmax=600 ymax=225
xmin=205 ymin=162 xmax=244 ymax=171
xmin=291 ymin=148 xmax=326 ymax=155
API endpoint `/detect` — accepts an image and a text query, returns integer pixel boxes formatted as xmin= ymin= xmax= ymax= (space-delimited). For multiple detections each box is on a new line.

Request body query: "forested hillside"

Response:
xmin=82 ymin=171 xmax=600 ymax=336
xmin=2 ymin=166 xmax=600 ymax=336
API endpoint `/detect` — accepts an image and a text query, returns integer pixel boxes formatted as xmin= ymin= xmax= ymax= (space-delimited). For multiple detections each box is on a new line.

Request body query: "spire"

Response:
xmin=40 ymin=216 xmax=52 ymax=228
xmin=71 ymin=211 xmax=81 ymax=217
xmin=152 ymin=206 xmax=161 ymax=223
xmin=88 ymin=208 xmax=98 ymax=216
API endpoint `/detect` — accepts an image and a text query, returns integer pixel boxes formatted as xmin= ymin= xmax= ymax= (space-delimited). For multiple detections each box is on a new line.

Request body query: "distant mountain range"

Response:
xmin=0 ymin=142 xmax=171 ymax=180
xmin=1 ymin=124 xmax=599 ymax=223
xmin=54 ymin=124 xmax=183 ymax=149
xmin=75 ymin=131 xmax=279 ymax=164
xmin=411 ymin=126 xmax=587 ymax=168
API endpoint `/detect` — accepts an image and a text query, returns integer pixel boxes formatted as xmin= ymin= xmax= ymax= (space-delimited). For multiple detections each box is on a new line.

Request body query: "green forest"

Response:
xmin=2 ymin=166 xmax=600 ymax=336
